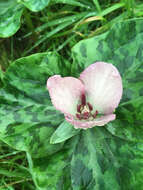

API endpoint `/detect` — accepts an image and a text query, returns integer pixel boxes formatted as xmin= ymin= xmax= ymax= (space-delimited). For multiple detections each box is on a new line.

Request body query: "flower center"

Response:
xmin=76 ymin=94 xmax=98 ymax=120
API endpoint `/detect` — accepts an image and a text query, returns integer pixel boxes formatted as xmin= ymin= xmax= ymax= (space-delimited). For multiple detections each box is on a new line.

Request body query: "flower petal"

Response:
xmin=47 ymin=75 xmax=85 ymax=115
xmin=65 ymin=114 xmax=115 ymax=129
xmin=80 ymin=62 xmax=123 ymax=114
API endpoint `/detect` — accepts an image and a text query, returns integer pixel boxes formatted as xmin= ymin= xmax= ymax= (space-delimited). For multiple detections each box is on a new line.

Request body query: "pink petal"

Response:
xmin=65 ymin=114 xmax=115 ymax=129
xmin=80 ymin=62 xmax=123 ymax=114
xmin=47 ymin=75 xmax=85 ymax=115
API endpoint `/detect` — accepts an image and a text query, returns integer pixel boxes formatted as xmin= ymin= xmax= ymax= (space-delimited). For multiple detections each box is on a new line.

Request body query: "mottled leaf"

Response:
xmin=0 ymin=0 xmax=24 ymax=37
xmin=27 ymin=137 xmax=78 ymax=190
xmin=72 ymin=19 xmax=143 ymax=142
xmin=0 ymin=52 xmax=69 ymax=158
xmin=0 ymin=0 xmax=51 ymax=38
xmin=71 ymin=128 xmax=143 ymax=190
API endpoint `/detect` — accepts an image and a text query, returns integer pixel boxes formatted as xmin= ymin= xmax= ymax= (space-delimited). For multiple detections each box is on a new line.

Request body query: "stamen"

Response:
xmin=87 ymin=102 xmax=93 ymax=111
xmin=77 ymin=104 xmax=82 ymax=113
xmin=93 ymin=110 xmax=98 ymax=118
xmin=76 ymin=113 xmax=82 ymax=120
xmin=76 ymin=100 xmax=99 ymax=121
xmin=81 ymin=94 xmax=86 ymax=106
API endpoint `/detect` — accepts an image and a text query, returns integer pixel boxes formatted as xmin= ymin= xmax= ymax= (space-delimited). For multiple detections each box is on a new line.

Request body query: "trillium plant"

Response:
xmin=47 ymin=62 xmax=123 ymax=129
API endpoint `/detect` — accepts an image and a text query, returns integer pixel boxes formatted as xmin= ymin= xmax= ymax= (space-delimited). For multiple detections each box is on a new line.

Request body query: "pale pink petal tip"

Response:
xmin=47 ymin=75 xmax=61 ymax=89
xmin=80 ymin=62 xmax=123 ymax=114
xmin=47 ymin=75 xmax=85 ymax=115
xmin=65 ymin=114 xmax=116 ymax=129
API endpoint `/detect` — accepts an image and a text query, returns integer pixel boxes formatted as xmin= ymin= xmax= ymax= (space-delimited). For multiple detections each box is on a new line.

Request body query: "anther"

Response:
xmin=76 ymin=113 xmax=82 ymax=120
xmin=87 ymin=102 xmax=93 ymax=111
xmin=77 ymin=104 xmax=82 ymax=113
xmin=93 ymin=110 xmax=98 ymax=118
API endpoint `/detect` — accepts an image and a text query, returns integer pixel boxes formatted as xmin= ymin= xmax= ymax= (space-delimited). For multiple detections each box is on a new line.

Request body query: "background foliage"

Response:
xmin=0 ymin=0 xmax=143 ymax=189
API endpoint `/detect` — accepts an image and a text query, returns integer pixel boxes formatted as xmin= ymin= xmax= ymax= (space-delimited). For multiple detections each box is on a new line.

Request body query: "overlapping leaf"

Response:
xmin=0 ymin=0 xmax=24 ymax=37
xmin=0 ymin=0 xmax=50 ymax=37
xmin=0 ymin=51 xmax=73 ymax=189
xmin=69 ymin=19 xmax=143 ymax=190
xmin=72 ymin=18 xmax=143 ymax=142
xmin=19 ymin=0 xmax=50 ymax=12
xmin=71 ymin=128 xmax=143 ymax=190
xmin=0 ymin=52 xmax=70 ymax=158
xmin=27 ymin=139 xmax=74 ymax=190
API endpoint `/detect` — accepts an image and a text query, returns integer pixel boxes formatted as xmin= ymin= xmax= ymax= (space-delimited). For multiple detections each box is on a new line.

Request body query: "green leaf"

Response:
xmin=27 ymin=152 xmax=71 ymax=190
xmin=72 ymin=19 xmax=143 ymax=76
xmin=106 ymin=106 xmax=143 ymax=143
xmin=0 ymin=0 xmax=51 ymax=38
xmin=27 ymin=138 xmax=78 ymax=190
xmin=0 ymin=0 xmax=24 ymax=37
xmin=19 ymin=0 xmax=50 ymax=12
xmin=0 ymin=51 xmax=73 ymax=189
xmin=0 ymin=52 xmax=70 ymax=158
xmin=71 ymin=128 xmax=143 ymax=190
xmin=50 ymin=120 xmax=80 ymax=144
xmin=72 ymin=19 xmax=143 ymax=142
xmin=70 ymin=19 xmax=143 ymax=189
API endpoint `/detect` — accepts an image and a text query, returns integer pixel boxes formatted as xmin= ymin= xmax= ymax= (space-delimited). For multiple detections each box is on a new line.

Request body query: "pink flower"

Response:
xmin=47 ymin=62 xmax=123 ymax=129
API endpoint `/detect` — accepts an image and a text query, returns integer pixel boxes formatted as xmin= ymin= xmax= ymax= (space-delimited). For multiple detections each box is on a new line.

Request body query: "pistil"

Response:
xmin=76 ymin=94 xmax=98 ymax=120
xmin=81 ymin=94 xmax=86 ymax=106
